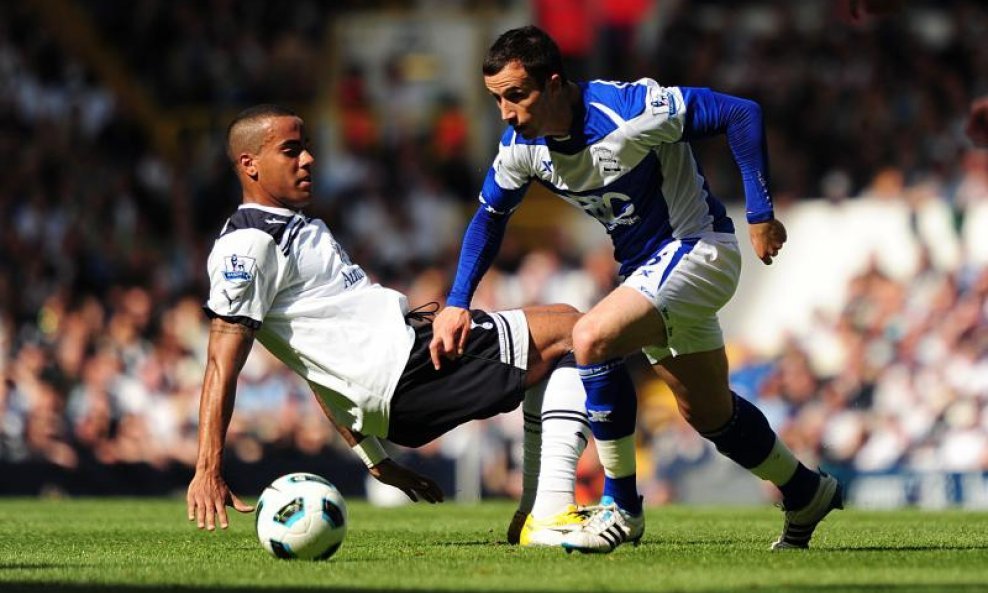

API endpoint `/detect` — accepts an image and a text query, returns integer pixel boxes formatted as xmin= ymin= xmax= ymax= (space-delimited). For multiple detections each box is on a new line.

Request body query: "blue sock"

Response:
xmin=602 ymin=475 xmax=640 ymax=514
xmin=701 ymin=393 xmax=820 ymax=510
xmin=579 ymin=359 xmax=642 ymax=515
xmin=779 ymin=464 xmax=820 ymax=511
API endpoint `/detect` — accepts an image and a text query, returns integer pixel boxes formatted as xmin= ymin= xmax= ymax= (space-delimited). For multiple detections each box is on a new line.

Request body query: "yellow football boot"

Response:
xmin=519 ymin=505 xmax=588 ymax=547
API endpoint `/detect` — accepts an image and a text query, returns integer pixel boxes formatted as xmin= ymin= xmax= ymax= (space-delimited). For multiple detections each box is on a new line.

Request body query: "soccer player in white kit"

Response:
xmin=431 ymin=26 xmax=843 ymax=552
xmin=187 ymin=105 xmax=592 ymax=547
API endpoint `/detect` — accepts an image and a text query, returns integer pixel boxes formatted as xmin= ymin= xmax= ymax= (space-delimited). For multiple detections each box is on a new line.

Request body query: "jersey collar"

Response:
xmin=238 ymin=203 xmax=300 ymax=217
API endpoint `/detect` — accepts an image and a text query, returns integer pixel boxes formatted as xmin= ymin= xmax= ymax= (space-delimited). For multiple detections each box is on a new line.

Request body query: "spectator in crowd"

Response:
xmin=1 ymin=2 xmax=986 ymax=507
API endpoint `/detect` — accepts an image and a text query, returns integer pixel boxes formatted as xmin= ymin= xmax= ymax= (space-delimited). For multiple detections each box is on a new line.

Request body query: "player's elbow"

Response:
xmin=736 ymin=97 xmax=762 ymax=124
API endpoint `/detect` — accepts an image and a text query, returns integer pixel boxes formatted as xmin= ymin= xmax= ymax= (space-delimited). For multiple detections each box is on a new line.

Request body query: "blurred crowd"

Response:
xmin=642 ymin=251 xmax=988 ymax=503
xmin=1 ymin=1 xmax=986 ymax=499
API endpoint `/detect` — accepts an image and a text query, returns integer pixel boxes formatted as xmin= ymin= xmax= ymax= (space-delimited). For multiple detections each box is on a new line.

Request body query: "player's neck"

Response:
xmin=242 ymin=189 xmax=304 ymax=212
xmin=546 ymin=82 xmax=581 ymax=139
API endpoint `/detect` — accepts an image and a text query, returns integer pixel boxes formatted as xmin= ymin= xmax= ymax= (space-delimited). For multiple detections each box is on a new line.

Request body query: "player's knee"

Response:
xmin=572 ymin=316 xmax=613 ymax=363
xmin=550 ymin=304 xmax=581 ymax=339
xmin=548 ymin=303 xmax=580 ymax=317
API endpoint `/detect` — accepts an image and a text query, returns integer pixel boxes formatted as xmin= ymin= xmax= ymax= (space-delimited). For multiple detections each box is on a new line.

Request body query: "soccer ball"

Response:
xmin=255 ymin=472 xmax=348 ymax=560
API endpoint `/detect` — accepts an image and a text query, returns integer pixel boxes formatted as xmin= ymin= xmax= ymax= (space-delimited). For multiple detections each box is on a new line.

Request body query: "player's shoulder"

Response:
xmin=584 ymin=78 xmax=661 ymax=120
xmin=494 ymin=127 xmax=544 ymax=176
xmin=220 ymin=206 xmax=302 ymax=242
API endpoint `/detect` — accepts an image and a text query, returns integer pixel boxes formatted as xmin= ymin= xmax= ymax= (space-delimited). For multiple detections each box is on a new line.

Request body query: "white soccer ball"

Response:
xmin=255 ymin=472 xmax=348 ymax=560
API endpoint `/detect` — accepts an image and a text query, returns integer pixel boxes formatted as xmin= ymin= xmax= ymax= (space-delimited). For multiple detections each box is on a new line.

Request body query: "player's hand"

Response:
xmin=966 ymin=96 xmax=988 ymax=148
xmin=749 ymin=219 xmax=787 ymax=265
xmin=370 ymin=459 xmax=445 ymax=503
xmin=187 ymin=470 xmax=254 ymax=531
xmin=429 ymin=306 xmax=471 ymax=370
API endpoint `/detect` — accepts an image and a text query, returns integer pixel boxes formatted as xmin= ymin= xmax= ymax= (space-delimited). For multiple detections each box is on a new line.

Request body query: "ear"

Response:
xmin=238 ymin=153 xmax=258 ymax=180
xmin=546 ymin=73 xmax=564 ymax=93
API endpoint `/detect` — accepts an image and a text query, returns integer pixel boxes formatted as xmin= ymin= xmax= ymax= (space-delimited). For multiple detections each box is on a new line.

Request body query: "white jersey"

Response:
xmin=204 ymin=204 xmax=415 ymax=437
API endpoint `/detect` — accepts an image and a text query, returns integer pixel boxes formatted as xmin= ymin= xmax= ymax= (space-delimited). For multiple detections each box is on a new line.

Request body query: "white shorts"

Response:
xmin=622 ymin=232 xmax=741 ymax=363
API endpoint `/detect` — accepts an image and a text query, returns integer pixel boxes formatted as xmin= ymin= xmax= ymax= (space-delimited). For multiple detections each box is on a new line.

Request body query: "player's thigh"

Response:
xmin=522 ymin=303 xmax=581 ymax=383
xmin=573 ymin=286 xmax=667 ymax=361
xmin=652 ymin=347 xmax=733 ymax=431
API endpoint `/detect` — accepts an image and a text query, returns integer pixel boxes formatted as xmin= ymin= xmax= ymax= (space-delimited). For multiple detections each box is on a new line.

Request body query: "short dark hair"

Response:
xmin=483 ymin=25 xmax=566 ymax=88
xmin=226 ymin=103 xmax=298 ymax=157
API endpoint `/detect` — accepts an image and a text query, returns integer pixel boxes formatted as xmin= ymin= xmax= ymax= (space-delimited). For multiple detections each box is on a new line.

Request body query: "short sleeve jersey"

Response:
xmin=204 ymin=204 xmax=415 ymax=437
xmin=481 ymin=78 xmax=735 ymax=278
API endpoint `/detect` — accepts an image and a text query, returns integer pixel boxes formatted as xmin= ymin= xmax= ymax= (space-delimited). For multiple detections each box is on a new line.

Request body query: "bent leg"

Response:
xmin=522 ymin=303 xmax=582 ymax=387
xmin=652 ymin=347 xmax=732 ymax=433
xmin=512 ymin=351 xmax=591 ymax=546
xmin=654 ymin=348 xmax=821 ymax=511
xmin=571 ymin=287 xmax=665 ymax=516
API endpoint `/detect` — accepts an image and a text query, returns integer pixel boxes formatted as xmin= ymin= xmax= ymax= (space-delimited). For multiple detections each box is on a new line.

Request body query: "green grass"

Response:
xmin=1 ymin=498 xmax=987 ymax=592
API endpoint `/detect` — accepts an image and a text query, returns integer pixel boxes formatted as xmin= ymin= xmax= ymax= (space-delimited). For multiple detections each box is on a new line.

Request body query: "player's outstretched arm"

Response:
xmin=187 ymin=318 xmax=256 ymax=531
xmin=317 ymin=400 xmax=444 ymax=503
xmin=432 ymin=204 xmax=513 ymax=369
xmin=680 ymin=89 xmax=775 ymax=227
xmin=370 ymin=459 xmax=445 ymax=504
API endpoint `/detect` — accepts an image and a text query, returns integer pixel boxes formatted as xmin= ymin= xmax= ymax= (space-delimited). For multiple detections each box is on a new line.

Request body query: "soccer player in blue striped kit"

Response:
xmin=431 ymin=25 xmax=843 ymax=553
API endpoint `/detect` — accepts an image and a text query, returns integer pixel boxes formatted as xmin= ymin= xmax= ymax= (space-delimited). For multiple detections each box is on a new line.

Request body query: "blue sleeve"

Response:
xmin=680 ymin=87 xmax=774 ymax=224
xmin=446 ymin=206 xmax=511 ymax=308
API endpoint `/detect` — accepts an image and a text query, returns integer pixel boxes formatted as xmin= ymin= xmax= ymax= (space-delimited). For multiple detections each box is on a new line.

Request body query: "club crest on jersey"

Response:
xmin=591 ymin=146 xmax=622 ymax=173
xmin=222 ymin=254 xmax=255 ymax=282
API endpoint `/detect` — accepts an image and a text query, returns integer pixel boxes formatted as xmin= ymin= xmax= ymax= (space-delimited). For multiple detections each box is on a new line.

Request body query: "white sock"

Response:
xmin=750 ymin=437 xmax=799 ymax=486
xmin=531 ymin=366 xmax=590 ymax=518
xmin=518 ymin=382 xmax=544 ymax=516
xmin=596 ymin=434 xmax=636 ymax=479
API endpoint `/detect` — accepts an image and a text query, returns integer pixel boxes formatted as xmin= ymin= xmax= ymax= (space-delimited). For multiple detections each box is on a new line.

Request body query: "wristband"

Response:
xmin=352 ymin=437 xmax=389 ymax=468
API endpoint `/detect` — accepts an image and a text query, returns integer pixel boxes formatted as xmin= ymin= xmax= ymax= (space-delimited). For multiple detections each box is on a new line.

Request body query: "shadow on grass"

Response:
xmin=821 ymin=544 xmax=988 ymax=553
xmin=2 ymin=583 xmax=988 ymax=593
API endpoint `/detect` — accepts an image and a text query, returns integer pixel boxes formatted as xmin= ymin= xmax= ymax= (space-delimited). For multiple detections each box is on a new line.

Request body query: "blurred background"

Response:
xmin=1 ymin=0 xmax=986 ymax=509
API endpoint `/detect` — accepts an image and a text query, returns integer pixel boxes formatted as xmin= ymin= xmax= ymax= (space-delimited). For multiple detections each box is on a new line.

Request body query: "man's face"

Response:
xmin=250 ymin=116 xmax=314 ymax=208
xmin=484 ymin=60 xmax=557 ymax=139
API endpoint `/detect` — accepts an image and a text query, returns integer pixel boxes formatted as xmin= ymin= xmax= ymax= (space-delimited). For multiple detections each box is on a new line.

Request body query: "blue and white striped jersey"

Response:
xmin=448 ymin=78 xmax=774 ymax=308
xmin=483 ymin=79 xmax=749 ymax=278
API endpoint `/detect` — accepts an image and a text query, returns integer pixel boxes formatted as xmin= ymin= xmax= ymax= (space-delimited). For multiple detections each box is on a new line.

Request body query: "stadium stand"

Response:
xmin=0 ymin=1 xmax=985 ymax=503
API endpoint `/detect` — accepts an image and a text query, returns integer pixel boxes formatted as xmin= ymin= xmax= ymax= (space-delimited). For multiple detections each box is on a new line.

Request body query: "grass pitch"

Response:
xmin=0 ymin=498 xmax=986 ymax=592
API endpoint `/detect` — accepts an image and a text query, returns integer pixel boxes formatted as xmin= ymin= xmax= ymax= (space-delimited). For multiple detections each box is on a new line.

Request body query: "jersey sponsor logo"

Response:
xmin=562 ymin=190 xmax=641 ymax=231
xmin=332 ymin=241 xmax=366 ymax=288
xmin=341 ymin=267 xmax=365 ymax=289
xmin=222 ymin=254 xmax=256 ymax=282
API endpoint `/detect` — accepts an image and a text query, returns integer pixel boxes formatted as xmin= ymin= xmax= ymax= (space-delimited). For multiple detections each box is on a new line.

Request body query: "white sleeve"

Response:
xmin=629 ymin=79 xmax=687 ymax=146
xmin=492 ymin=140 xmax=533 ymax=192
xmin=204 ymin=229 xmax=282 ymax=327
